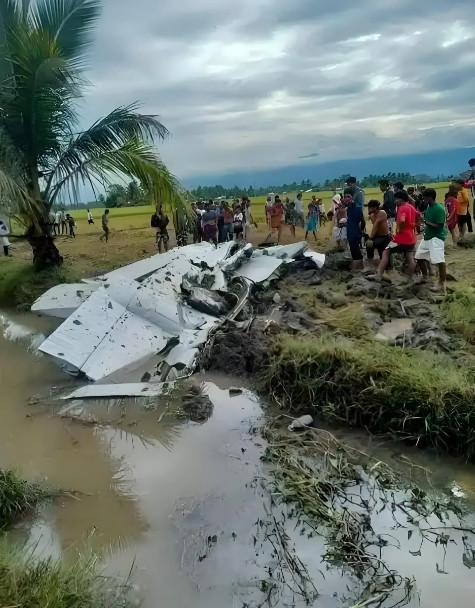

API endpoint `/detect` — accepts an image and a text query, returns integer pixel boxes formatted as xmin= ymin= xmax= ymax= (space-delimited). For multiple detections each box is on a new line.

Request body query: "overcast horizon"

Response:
xmin=80 ymin=0 xmax=475 ymax=185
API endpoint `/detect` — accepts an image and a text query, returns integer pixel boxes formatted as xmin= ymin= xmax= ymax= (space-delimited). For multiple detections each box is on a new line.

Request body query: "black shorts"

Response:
xmin=387 ymin=243 xmax=414 ymax=254
xmin=458 ymin=214 xmax=468 ymax=227
xmin=366 ymin=235 xmax=391 ymax=259
xmin=157 ymin=232 xmax=169 ymax=242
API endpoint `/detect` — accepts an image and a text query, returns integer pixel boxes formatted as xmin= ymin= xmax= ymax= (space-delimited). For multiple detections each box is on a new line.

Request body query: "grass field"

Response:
xmin=70 ymin=183 xmax=451 ymax=231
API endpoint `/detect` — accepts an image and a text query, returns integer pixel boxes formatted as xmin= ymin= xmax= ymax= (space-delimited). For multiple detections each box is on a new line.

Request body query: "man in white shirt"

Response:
xmin=54 ymin=210 xmax=61 ymax=235
xmin=87 ymin=209 xmax=94 ymax=225
xmin=293 ymin=193 xmax=304 ymax=227
xmin=0 ymin=219 xmax=10 ymax=256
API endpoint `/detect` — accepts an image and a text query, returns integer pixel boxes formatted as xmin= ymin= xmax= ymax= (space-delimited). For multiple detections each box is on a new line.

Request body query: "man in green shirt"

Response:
xmin=415 ymin=188 xmax=447 ymax=293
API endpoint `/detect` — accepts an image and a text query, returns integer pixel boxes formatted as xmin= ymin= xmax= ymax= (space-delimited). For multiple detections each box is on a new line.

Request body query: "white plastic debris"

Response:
xmin=288 ymin=415 xmax=314 ymax=431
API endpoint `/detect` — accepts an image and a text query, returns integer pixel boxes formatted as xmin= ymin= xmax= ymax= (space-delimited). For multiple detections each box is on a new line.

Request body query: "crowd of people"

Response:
xmin=330 ymin=161 xmax=475 ymax=293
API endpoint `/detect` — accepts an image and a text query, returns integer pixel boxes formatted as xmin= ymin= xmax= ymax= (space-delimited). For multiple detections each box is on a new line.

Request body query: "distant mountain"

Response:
xmin=182 ymin=147 xmax=475 ymax=189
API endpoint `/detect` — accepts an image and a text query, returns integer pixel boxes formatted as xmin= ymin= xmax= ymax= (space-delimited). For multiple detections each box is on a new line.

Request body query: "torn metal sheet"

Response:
xmin=303 ymin=251 xmax=326 ymax=268
xmin=38 ymin=290 xmax=173 ymax=381
xmin=63 ymin=382 xmax=166 ymax=399
xmin=235 ymin=256 xmax=283 ymax=284
xmin=261 ymin=242 xmax=308 ymax=260
xmin=88 ymin=241 xmax=237 ymax=285
xmin=34 ymin=239 xmax=326 ymax=391
xmin=31 ymin=283 xmax=99 ymax=318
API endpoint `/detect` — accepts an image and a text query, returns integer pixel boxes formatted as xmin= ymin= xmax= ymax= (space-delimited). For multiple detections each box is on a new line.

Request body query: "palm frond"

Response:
xmin=45 ymin=105 xmax=169 ymax=198
xmin=48 ymin=137 xmax=181 ymax=209
xmin=0 ymin=0 xmax=22 ymax=84
xmin=30 ymin=0 xmax=101 ymax=69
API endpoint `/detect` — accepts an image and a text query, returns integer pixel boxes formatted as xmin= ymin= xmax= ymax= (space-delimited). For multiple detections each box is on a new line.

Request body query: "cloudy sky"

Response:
xmin=82 ymin=0 xmax=475 ymax=183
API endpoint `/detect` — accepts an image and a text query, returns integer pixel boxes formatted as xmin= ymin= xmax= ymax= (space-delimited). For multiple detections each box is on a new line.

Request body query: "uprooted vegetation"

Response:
xmin=261 ymin=333 xmax=475 ymax=459
xmin=262 ymin=419 xmax=475 ymax=607
xmin=441 ymin=282 xmax=475 ymax=344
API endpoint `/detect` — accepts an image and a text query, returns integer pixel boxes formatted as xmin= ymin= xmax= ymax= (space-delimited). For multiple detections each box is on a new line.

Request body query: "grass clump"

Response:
xmin=0 ymin=258 xmax=79 ymax=310
xmin=441 ymin=282 xmax=475 ymax=344
xmin=0 ymin=541 xmax=131 ymax=608
xmin=0 ymin=470 xmax=53 ymax=528
xmin=261 ymin=333 xmax=475 ymax=459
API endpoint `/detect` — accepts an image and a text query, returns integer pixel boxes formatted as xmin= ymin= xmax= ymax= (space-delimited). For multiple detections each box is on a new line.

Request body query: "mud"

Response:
xmin=2 ymin=311 xmax=475 ymax=607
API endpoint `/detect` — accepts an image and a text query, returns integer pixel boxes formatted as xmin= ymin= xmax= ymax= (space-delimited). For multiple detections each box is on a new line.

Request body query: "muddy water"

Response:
xmin=2 ymin=311 xmax=475 ymax=607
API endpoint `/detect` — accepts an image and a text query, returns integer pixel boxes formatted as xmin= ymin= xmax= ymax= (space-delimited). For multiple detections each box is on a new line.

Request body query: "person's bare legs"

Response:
xmin=430 ymin=262 xmax=447 ymax=293
xmin=304 ymin=231 xmax=308 ymax=240
xmin=313 ymin=231 xmax=317 ymax=241
xmin=404 ymin=252 xmax=416 ymax=277
xmin=290 ymin=225 xmax=296 ymax=238
xmin=459 ymin=223 xmax=467 ymax=241
xmin=376 ymin=249 xmax=391 ymax=279
xmin=277 ymin=226 xmax=282 ymax=244
xmin=450 ymin=228 xmax=458 ymax=245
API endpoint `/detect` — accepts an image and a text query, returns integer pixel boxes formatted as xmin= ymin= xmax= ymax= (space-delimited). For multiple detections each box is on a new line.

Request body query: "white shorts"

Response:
xmin=415 ymin=238 xmax=445 ymax=265
xmin=332 ymin=226 xmax=347 ymax=242
xmin=388 ymin=217 xmax=396 ymax=230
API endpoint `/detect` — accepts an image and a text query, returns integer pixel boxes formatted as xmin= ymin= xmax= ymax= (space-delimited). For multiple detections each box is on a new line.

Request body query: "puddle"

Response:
xmin=376 ymin=318 xmax=414 ymax=341
xmin=2 ymin=311 xmax=475 ymax=607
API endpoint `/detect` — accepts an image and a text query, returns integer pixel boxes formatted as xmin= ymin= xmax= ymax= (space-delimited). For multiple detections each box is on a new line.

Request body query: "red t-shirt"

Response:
xmin=393 ymin=203 xmax=417 ymax=245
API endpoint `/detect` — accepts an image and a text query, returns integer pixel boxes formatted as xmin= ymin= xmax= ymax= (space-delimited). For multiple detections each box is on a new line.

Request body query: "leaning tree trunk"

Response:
xmin=26 ymin=218 xmax=63 ymax=271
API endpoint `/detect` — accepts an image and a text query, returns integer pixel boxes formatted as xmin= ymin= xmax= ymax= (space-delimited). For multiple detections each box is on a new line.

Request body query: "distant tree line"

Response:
xmin=189 ymin=173 xmax=453 ymax=200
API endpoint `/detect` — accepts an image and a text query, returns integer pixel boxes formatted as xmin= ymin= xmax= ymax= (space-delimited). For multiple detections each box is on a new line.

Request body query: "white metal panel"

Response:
xmin=64 ymin=383 xmax=166 ymax=399
xmin=235 ymin=256 xmax=283 ymax=283
xmin=31 ymin=283 xmax=99 ymax=319
xmin=80 ymin=311 xmax=171 ymax=381
xmin=303 ymin=251 xmax=326 ymax=268
xmin=38 ymin=290 xmax=126 ymax=370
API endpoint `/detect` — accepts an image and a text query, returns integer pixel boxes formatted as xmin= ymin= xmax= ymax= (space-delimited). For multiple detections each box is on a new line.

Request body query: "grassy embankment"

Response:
xmin=0 ymin=470 xmax=131 ymax=607
xmin=261 ymin=333 xmax=475 ymax=459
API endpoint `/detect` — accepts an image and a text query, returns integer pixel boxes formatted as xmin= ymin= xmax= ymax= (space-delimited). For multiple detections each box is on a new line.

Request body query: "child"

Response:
xmin=305 ymin=201 xmax=319 ymax=241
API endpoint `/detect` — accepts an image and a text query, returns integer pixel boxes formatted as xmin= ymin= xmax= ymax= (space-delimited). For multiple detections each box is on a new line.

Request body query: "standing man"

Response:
xmin=60 ymin=209 xmax=67 ymax=235
xmin=87 ymin=209 xmax=94 ymax=225
xmin=373 ymin=190 xmax=417 ymax=281
xmin=100 ymin=209 xmax=110 ymax=242
xmin=0 ymin=219 xmax=10 ymax=256
xmin=415 ymin=188 xmax=447 ymax=293
xmin=366 ymin=200 xmax=390 ymax=264
xmin=293 ymin=193 xmax=305 ymax=228
xmin=54 ymin=208 xmax=61 ymax=236
xmin=151 ymin=206 xmax=169 ymax=253
xmin=380 ymin=180 xmax=396 ymax=232
xmin=454 ymin=178 xmax=470 ymax=242
xmin=346 ymin=177 xmax=365 ymax=209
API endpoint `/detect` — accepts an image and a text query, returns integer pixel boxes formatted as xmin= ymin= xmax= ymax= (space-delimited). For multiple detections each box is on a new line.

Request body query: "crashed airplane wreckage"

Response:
xmin=31 ymin=241 xmax=324 ymax=399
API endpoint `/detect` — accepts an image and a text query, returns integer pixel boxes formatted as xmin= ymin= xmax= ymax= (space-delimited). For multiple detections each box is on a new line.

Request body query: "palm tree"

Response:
xmin=0 ymin=0 xmax=187 ymax=270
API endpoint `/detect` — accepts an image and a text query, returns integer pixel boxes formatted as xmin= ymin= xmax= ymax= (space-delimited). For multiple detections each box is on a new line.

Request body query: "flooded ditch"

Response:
xmin=1 ymin=310 xmax=475 ymax=607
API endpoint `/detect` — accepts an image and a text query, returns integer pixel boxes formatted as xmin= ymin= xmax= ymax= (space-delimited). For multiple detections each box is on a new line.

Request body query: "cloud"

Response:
xmin=79 ymin=0 xmax=475 ymax=182
xmin=299 ymin=153 xmax=320 ymax=160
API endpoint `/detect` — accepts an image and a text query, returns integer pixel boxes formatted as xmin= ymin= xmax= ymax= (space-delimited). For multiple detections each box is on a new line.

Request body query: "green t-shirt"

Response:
xmin=424 ymin=203 xmax=447 ymax=241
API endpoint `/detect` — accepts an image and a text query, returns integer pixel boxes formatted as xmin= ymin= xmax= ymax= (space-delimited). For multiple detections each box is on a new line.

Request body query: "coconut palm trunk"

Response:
xmin=0 ymin=0 xmax=188 ymax=271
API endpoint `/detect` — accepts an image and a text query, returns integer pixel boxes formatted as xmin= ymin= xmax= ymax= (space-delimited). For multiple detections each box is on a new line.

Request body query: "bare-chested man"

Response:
xmin=366 ymin=200 xmax=391 ymax=264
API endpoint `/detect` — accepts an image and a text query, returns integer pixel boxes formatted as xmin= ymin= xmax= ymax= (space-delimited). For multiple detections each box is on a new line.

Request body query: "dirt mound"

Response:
xmin=202 ymin=322 xmax=270 ymax=376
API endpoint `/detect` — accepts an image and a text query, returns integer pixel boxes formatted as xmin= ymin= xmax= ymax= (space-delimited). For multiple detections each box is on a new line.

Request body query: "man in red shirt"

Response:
xmin=373 ymin=190 xmax=417 ymax=281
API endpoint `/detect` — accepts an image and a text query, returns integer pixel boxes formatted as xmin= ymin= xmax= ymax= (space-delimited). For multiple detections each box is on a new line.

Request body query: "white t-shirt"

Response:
xmin=234 ymin=212 xmax=244 ymax=222
xmin=294 ymin=198 xmax=304 ymax=214
xmin=87 ymin=212 xmax=93 ymax=221
xmin=55 ymin=211 xmax=61 ymax=223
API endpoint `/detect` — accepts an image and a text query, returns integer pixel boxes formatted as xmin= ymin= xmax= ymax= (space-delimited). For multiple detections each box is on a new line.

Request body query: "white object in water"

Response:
xmin=63 ymin=383 xmax=167 ymax=399
xmin=288 ymin=415 xmax=314 ymax=431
